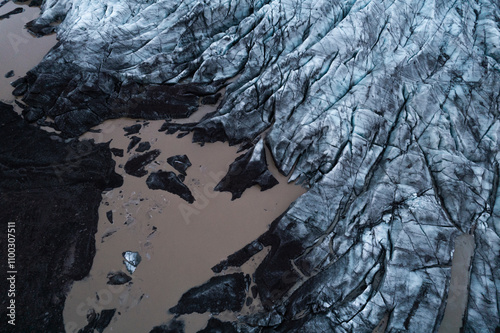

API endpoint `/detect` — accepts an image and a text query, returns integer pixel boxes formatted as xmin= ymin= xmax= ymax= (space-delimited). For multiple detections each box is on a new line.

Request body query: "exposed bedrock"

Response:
xmin=14 ymin=0 xmax=500 ymax=331
xmin=0 ymin=102 xmax=122 ymax=333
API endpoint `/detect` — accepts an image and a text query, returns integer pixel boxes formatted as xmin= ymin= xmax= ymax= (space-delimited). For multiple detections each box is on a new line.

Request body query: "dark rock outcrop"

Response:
xmin=215 ymin=139 xmax=278 ymax=200
xmin=197 ymin=318 xmax=238 ymax=333
xmin=166 ymin=154 xmax=191 ymax=176
xmin=123 ymin=150 xmax=160 ymax=177
xmin=123 ymin=124 xmax=141 ymax=136
xmin=107 ymin=271 xmax=132 ymax=285
xmin=149 ymin=320 xmax=185 ymax=333
xmin=169 ymin=273 xmax=246 ymax=315
xmin=127 ymin=136 xmax=141 ymax=152
xmin=5 ymin=70 xmax=14 ymax=78
xmin=0 ymin=102 xmax=122 ymax=333
xmin=110 ymin=148 xmax=124 ymax=157
xmin=146 ymin=171 xmax=195 ymax=203
xmin=78 ymin=309 xmax=116 ymax=333
xmin=0 ymin=7 xmax=24 ymax=20
xmin=106 ymin=210 xmax=113 ymax=224
xmin=159 ymin=122 xmax=197 ymax=138
xmin=201 ymin=93 xmax=221 ymax=105
xmin=135 ymin=142 xmax=151 ymax=152
xmin=212 ymin=239 xmax=265 ymax=273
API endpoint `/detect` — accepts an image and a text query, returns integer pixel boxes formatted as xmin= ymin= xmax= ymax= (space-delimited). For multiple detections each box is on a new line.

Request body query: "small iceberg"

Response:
xmin=122 ymin=251 xmax=142 ymax=274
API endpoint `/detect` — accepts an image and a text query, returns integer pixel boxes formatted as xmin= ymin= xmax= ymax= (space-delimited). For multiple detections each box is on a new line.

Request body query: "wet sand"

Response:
xmin=63 ymin=117 xmax=306 ymax=333
xmin=0 ymin=2 xmax=57 ymax=109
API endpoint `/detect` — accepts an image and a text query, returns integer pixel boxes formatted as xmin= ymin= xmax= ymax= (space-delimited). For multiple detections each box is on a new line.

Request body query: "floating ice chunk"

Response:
xmin=122 ymin=251 xmax=142 ymax=274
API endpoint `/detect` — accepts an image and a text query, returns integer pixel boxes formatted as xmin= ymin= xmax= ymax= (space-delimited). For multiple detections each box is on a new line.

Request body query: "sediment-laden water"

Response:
xmin=63 ymin=117 xmax=305 ymax=332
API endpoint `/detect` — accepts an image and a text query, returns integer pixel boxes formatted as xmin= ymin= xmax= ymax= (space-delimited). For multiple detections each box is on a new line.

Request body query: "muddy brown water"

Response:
xmin=65 ymin=118 xmax=306 ymax=333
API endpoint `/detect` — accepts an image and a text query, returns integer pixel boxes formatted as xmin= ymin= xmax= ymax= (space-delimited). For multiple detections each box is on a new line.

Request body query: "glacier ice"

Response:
xmin=15 ymin=0 xmax=500 ymax=331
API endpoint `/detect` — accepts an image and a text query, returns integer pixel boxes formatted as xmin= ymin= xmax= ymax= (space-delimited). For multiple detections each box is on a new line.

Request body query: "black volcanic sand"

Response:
xmin=0 ymin=102 xmax=122 ymax=332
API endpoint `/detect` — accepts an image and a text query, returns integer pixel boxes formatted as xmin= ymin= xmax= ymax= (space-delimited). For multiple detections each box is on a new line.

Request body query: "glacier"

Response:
xmin=11 ymin=0 xmax=500 ymax=332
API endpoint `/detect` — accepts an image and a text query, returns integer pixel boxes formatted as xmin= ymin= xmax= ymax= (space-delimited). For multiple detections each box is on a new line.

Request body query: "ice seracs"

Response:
xmin=15 ymin=0 xmax=500 ymax=331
